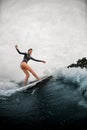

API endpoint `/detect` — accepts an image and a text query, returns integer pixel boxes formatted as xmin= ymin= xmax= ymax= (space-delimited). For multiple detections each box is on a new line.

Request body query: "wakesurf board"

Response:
xmin=16 ymin=75 xmax=52 ymax=92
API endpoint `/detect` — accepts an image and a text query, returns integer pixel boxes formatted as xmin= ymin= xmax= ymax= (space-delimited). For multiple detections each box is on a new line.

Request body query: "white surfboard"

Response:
xmin=15 ymin=75 xmax=52 ymax=92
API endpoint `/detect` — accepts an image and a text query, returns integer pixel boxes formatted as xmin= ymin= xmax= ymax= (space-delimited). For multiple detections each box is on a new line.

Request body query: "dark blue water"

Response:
xmin=0 ymin=68 xmax=87 ymax=130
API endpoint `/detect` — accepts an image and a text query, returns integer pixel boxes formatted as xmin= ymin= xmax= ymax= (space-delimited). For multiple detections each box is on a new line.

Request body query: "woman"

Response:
xmin=15 ymin=45 xmax=46 ymax=85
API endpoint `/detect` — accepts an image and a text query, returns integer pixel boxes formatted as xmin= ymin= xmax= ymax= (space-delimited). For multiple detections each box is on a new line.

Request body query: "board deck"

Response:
xmin=16 ymin=75 xmax=52 ymax=92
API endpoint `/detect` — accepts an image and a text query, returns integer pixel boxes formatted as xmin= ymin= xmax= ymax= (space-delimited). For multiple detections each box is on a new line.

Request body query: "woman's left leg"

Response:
xmin=20 ymin=62 xmax=30 ymax=85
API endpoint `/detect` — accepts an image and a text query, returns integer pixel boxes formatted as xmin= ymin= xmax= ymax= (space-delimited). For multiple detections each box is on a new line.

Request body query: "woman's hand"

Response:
xmin=15 ymin=45 xmax=18 ymax=49
xmin=42 ymin=60 xmax=46 ymax=63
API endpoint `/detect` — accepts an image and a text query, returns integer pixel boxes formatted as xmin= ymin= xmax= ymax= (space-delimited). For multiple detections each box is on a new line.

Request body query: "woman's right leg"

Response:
xmin=20 ymin=62 xmax=30 ymax=85
xmin=22 ymin=69 xmax=30 ymax=85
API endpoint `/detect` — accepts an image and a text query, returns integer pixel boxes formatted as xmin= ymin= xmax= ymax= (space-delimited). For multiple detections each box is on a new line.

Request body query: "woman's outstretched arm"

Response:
xmin=31 ymin=57 xmax=46 ymax=63
xmin=15 ymin=45 xmax=26 ymax=55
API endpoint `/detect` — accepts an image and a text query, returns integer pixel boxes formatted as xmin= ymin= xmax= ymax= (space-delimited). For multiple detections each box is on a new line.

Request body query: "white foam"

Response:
xmin=53 ymin=67 xmax=87 ymax=95
xmin=0 ymin=76 xmax=51 ymax=97
xmin=59 ymin=67 xmax=87 ymax=84
xmin=0 ymin=80 xmax=19 ymax=96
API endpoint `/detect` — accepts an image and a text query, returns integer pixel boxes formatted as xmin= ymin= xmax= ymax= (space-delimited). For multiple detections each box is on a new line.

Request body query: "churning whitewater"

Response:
xmin=0 ymin=68 xmax=87 ymax=129
xmin=0 ymin=68 xmax=87 ymax=102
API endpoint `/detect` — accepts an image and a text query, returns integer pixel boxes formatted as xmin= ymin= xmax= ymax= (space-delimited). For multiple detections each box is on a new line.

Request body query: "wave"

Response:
xmin=0 ymin=76 xmax=52 ymax=97
xmin=53 ymin=67 xmax=87 ymax=96
xmin=0 ymin=67 xmax=87 ymax=98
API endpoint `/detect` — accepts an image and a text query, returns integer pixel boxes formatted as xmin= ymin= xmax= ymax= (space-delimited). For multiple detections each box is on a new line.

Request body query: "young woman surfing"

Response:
xmin=15 ymin=45 xmax=46 ymax=85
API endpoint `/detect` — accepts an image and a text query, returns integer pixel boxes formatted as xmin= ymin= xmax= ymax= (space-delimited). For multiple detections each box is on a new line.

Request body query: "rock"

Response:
xmin=67 ymin=57 xmax=87 ymax=69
